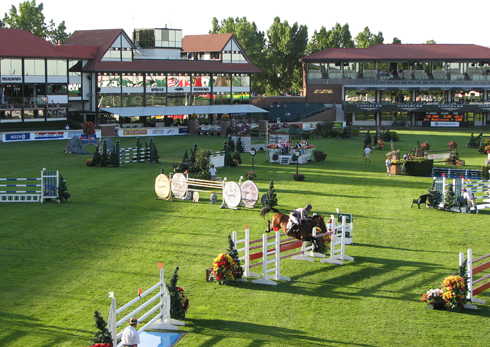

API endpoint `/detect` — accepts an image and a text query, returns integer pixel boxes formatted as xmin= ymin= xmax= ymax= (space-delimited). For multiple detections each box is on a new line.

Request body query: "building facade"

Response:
xmin=0 ymin=27 xmax=262 ymax=125
xmin=301 ymin=44 xmax=490 ymax=127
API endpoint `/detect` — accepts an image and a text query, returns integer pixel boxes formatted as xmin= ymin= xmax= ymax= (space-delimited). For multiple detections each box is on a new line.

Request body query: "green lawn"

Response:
xmin=1 ymin=128 xmax=489 ymax=347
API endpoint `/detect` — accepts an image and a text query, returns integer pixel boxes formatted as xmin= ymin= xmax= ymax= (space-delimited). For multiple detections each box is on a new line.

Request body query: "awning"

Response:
xmin=99 ymin=105 xmax=267 ymax=117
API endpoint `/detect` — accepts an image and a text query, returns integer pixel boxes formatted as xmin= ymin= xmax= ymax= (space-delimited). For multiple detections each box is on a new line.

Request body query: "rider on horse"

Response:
xmin=288 ymin=204 xmax=312 ymax=232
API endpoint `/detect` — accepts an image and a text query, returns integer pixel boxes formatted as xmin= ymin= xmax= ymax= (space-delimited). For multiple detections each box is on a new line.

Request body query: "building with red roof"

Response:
xmin=0 ymin=27 xmax=263 ymax=126
xmin=300 ymin=44 xmax=490 ymax=127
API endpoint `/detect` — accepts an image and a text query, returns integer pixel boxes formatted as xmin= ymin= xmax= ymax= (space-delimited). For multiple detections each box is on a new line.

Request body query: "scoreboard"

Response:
xmin=424 ymin=113 xmax=464 ymax=122
xmin=423 ymin=112 xmax=463 ymax=127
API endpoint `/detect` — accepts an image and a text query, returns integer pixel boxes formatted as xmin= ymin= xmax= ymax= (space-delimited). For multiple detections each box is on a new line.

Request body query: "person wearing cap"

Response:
xmin=121 ymin=317 xmax=140 ymax=347
xmin=463 ymin=187 xmax=478 ymax=214
xmin=385 ymin=156 xmax=392 ymax=176
xmin=288 ymin=204 xmax=312 ymax=232
xmin=209 ymin=164 xmax=217 ymax=181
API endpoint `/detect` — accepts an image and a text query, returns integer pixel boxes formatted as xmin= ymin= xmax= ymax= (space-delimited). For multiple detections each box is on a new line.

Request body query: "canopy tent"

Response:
xmin=99 ymin=105 xmax=267 ymax=117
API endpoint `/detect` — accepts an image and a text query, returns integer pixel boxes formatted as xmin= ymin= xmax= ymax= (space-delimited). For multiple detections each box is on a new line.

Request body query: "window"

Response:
xmin=24 ymin=59 xmax=45 ymax=76
xmin=47 ymin=60 xmax=67 ymax=76
xmin=1 ymin=58 xmax=22 ymax=75
xmin=68 ymin=84 xmax=81 ymax=97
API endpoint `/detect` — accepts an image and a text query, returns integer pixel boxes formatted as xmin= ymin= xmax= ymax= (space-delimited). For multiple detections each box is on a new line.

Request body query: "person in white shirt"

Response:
xmin=385 ymin=156 xmax=392 ymax=176
xmin=463 ymin=187 xmax=478 ymax=214
xmin=209 ymin=164 xmax=217 ymax=181
xmin=288 ymin=204 xmax=312 ymax=232
xmin=121 ymin=317 xmax=140 ymax=347
xmin=364 ymin=144 xmax=372 ymax=162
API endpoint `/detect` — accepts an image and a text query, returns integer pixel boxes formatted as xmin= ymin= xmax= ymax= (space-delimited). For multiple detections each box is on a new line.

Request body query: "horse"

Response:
xmin=260 ymin=206 xmax=327 ymax=251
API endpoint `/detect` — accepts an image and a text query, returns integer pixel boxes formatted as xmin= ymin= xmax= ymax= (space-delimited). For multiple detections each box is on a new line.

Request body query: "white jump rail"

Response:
xmin=321 ymin=215 xmax=354 ymax=265
xmin=252 ymin=229 xmax=291 ymax=286
xmin=459 ymin=247 xmax=490 ymax=310
xmin=0 ymin=169 xmax=59 ymax=203
xmin=107 ymin=265 xmax=184 ymax=347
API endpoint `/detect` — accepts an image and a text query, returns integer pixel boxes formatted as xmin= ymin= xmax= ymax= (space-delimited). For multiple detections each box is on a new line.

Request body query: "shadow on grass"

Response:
xmin=185 ymin=317 xmax=375 ymax=347
xmin=0 ymin=312 xmax=87 ymax=347
xmin=235 ymin=256 xmax=490 ymax=318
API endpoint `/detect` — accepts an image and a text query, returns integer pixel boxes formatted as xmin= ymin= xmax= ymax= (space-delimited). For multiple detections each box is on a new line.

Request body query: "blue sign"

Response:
xmin=179 ymin=128 xmax=188 ymax=134
xmin=6 ymin=133 xmax=30 ymax=141
xmin=34 ymin=132 xmax=64 ymax=140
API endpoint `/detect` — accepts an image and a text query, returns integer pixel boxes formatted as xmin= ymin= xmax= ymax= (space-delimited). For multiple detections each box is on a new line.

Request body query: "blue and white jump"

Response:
xmin=0 ymin=169 xmax=59 ymax=203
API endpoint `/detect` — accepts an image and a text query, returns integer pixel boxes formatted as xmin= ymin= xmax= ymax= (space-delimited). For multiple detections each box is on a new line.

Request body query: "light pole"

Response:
xmin=294 ymin=150 xmax=301 ymax=174
xmin=250 ymin=148 xmax=256 ymax=172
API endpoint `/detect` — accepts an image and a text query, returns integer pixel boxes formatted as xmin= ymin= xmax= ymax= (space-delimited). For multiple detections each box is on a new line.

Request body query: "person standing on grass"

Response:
xmin=386 ymin=156 xmax=392 ymax=176
xmin=209 ymin=164 xmax=217 ymax=181
xmin=364 ymin=144 xmax=372 ymax=162
xmin=463 ymin=187 xmax=478 ymax=214
xmin=121 ymin=317 xmax=140 ymax=347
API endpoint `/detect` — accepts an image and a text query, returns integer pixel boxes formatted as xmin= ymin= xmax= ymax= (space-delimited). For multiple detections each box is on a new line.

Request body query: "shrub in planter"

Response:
xmin=293 ymin=173 xmax=305 ymax=181
xmin=245 ymin=171 xmax=257 ymax=180
xmin=313 ymin=151 xmax=327 ymax=162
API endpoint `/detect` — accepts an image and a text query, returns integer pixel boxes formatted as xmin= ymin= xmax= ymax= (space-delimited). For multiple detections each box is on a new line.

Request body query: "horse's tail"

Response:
xmin=260 ymin=206 xmax=281 ymax=218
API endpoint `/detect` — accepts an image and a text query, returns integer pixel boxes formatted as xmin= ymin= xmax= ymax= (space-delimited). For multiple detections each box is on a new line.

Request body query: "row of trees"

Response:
xmin=210 ymin=17 xmax=436 ymax=96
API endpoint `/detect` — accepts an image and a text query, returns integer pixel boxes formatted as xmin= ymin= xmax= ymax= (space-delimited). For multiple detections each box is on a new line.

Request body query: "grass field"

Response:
xmin=1 ymin=128 xmax=489 ymax=347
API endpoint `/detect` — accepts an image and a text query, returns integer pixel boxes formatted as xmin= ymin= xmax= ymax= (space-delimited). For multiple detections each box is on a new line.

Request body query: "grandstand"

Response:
xmin=265 ymin=102 xmax=333 ymax=122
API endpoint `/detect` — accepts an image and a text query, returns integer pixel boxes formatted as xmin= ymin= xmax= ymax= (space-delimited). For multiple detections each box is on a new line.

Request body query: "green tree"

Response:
xmin=266 ymin=17 xmax=308 ymax=95
xmin=392 ymin=37 xmax=402 ymax=44
xmin=210 ymin=17 xmax=267 ymax=94
xmin=265 ymin=180 xmax=277 ymax=208
xmin=2 ymin=1 xmax=70 ymax=42
xmin=355 ymin=27 xmax=384 ymax=48
xmin=426 ymin=39 xmax=436 ymax=44
xmin=91 ymin=310 xmax=113 ymax=345
xmin=307 ymin=23 xmax=354 ymax=54
xmin=168 ymin=267 xmax=186 ymax=320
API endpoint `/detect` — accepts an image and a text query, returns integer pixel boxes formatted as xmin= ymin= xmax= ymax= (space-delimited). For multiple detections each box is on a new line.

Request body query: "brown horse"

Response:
xmin=260 ymin=206 xmax=327 ymax=250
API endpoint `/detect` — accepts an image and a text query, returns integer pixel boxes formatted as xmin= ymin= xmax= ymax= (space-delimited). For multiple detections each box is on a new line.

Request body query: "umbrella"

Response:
xmin=274 ymin=126 xmax=306 ymax=134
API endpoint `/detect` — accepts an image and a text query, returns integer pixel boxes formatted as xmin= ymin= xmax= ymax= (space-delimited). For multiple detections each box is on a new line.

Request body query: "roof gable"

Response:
xmin=302 ymin=44 xmax=490 ymax=62
xmin=0 ymin=28 xmax=76 ymax=58
xmin=182 ymin=33 xmax=234 ymax=52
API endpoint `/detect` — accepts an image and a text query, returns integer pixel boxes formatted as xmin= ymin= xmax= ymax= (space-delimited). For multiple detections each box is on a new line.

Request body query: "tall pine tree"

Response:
xmin=169 ymin=267 xmax=186 ymax=320
xmin=227 ymin=234 xmax=243 ymax=280
xmin=265 ymin=180 xmax=277 ymax=208
xmin=91 ymin=310 xmax=113 ymax=345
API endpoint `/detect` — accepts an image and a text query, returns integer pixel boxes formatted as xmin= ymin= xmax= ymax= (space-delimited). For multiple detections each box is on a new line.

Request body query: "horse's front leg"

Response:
xmin=265 ymin=220 xmax=271 ymax=233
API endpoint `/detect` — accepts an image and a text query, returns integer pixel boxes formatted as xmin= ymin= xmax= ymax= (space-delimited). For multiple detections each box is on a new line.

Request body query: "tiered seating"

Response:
xmin=432 ymin=70 xmax=448 ymax=80
xmin=448 ymin=69 xmax=465 ymax=81
xmin=363 ymin=70 xmax=377 ymax=79
xmin=413 ymin=70 xmax=429 ymax=80
xmin=401 ymin=70 xmax=412 ymax=80
xmin=344 ymin=70 xmax=357 ymax=79
xmin=467 ymin=68 xmax=487 ymax=81
xmin=267 ymin=102 xmax=328 ymax=122
xmin=328 ymin=69 xmax=343 ymax=79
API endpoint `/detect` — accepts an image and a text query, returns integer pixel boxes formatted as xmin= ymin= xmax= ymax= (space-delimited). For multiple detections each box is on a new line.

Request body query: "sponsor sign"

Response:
xmin=155 ymin=174 xmax=171 ymax=199
xmin=431 ymin=122 xmax=459 ymax=127
xmin=171 ymin=173 xmax=187 ymax=199
xmin=148 ymin=87 xmax=166 ymax=92
xmin=192 ymin=87 xmax=210 ymax=92
xmin=241 ymin=181 xmax=259 ymax=208
xmin=1 ymin=76 xmax=22 ymax=82
xmin=35 ymin=132 xmax=64 ymax=140
xmin=223 ymin=181 xmax=242 ymax=208
xmin=6 ymin=133 xmax=30 ymax=141
xmin=123 ymin=129 xmax=148 ymax=136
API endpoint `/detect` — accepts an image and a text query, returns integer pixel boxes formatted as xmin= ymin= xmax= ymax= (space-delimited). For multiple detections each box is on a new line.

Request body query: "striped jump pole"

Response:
xmin=232 ymin=225 xmax=260 ymax=281
xmin=459 ymin=247 xmax=490 ymax=310
xmin=252 ymin=228 xmax=291 ymax=286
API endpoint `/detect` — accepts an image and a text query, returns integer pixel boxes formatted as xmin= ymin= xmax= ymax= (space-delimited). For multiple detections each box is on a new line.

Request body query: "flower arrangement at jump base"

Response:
xmin=421 ymin=288 xmax=445 ymax=309
xmin=90 ymin=344 xmax=112 ymax=347
xmin=420 ymin=268 xmax=468 ymax=311
xmin=441 ymin=275 xmax=468 ymax=310
xmin=212 ymin=253 xmax=239 ymax=285
xmin=83 ymin=121 xmax=95 ymax=135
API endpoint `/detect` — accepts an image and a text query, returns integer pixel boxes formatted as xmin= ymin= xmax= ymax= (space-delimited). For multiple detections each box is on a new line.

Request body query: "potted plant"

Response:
xmin=421 ymin=288 xmax=445 ymax=309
